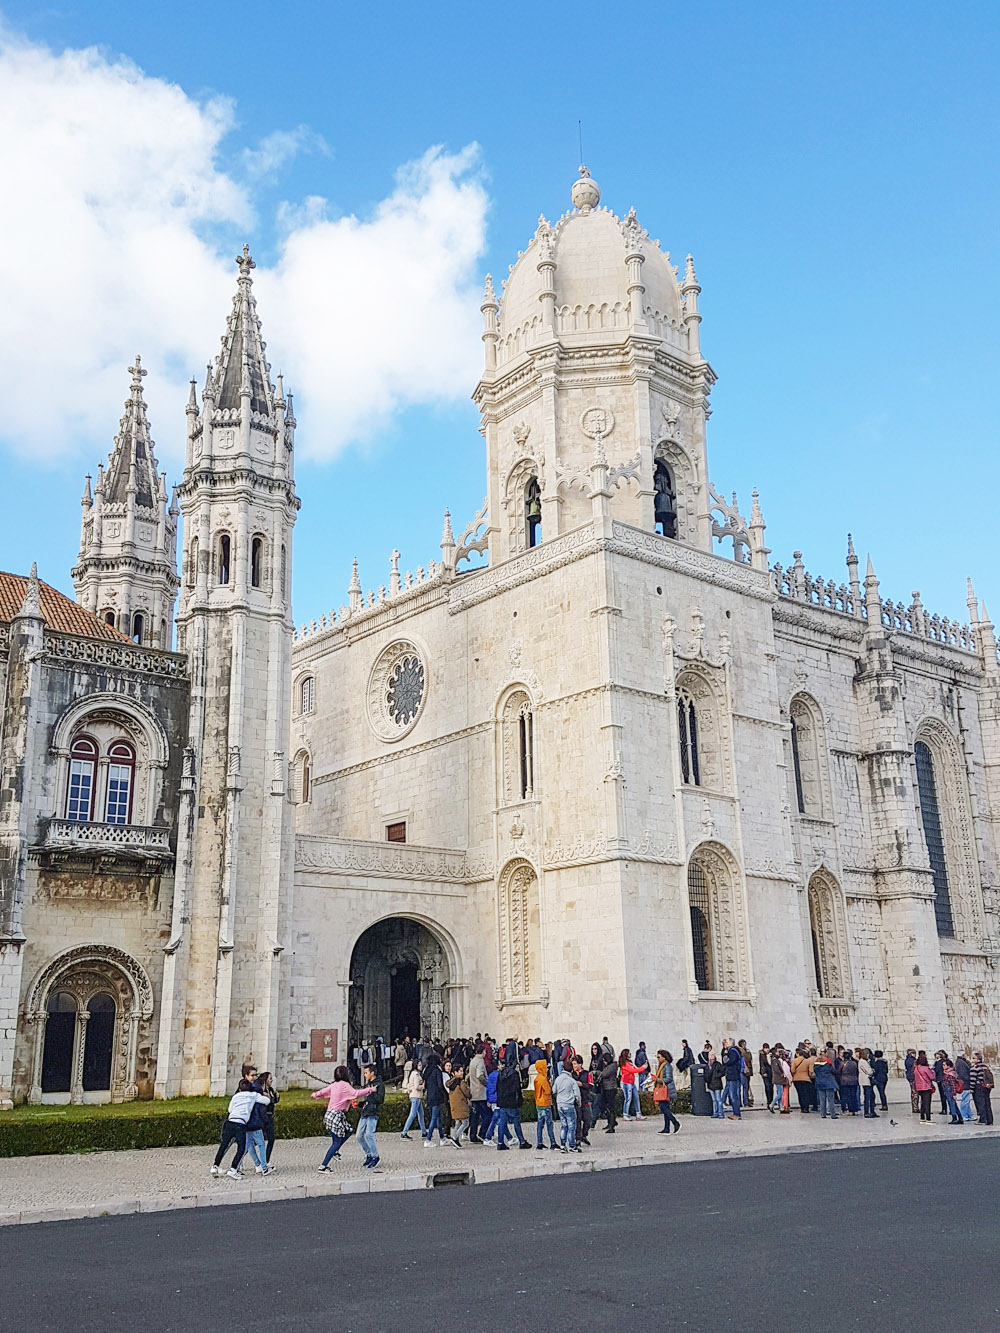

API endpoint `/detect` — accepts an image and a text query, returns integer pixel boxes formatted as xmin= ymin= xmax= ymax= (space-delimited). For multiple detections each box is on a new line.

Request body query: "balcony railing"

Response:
xmin=37 ymin=819 xmax=173 ymax=862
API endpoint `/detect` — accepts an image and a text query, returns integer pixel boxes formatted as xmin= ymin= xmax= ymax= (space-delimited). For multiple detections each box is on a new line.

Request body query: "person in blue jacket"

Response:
xmin=813 ymin=1055 xmax=839 ymax=1119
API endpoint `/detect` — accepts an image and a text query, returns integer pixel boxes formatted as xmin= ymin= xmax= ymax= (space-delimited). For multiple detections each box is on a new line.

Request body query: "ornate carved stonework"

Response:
xmin=366 ymin=640 xmax=427 ymax=743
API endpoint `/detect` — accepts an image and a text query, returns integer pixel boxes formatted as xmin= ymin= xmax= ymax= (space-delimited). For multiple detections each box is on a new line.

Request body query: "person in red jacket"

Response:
xmin=619 ymin=1049 xmax=643 ymax=1120
xmin=912 ymin=1050 xmax=937 ymax=1122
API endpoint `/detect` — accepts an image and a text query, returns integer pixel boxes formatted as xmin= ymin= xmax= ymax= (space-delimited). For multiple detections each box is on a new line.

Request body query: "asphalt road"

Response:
xmin=2 ymin=1139 xmax=998 ymax=1331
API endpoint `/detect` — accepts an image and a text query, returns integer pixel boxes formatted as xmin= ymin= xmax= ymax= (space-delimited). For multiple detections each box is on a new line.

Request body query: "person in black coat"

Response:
xmin=871 ymin=1051 xmax=889 ymax=1112
xmin=494 ymin=1055 xmax=530 ymax=1149
xmin=257 ymin=1071 xmax=279 ymax=1166
xmin=422 ymin=1055 xmax=448 ymax=1145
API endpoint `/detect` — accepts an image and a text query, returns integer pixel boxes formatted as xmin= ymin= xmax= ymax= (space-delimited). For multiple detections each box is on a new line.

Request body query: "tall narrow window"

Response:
xmin=653 ymin=460 xmax=678 ymax=538
xmin=518 ymin=709 xmax=534 ymax=799
xmin=105 ymin=741 xmax=135 ymax=824
xmin=218 ymin=534 xmax=231 ymax=585
xmin=677 ymin=693 xmax=700 ymax=785
xmin=807 ymin=871 xmax=849 ymax=1000
xmin=525 ymin=477 xmax=542 ymax=548
xmin=300 ymin=754 xmax=311 ymax=803
xmin=130 ymin=612 xmax=144 ymax=645
xmin=188 ymin=537 xmax=199 ymax=588
xmin=687 ymin=858 xmax=714 ymax=990
xmin=790 ymin=715 xmax=806 ymax=813
xmin=251 ymin=536 xmax=263 ymax=589
xmin=914 ymin=740 xmax=955 ymax=937
xmin=281 ymin=544 xmax=288 ymax=600
xmin=104 ymin=612 xmax=116 ymax=629
xmin=66 ymin=737 xmax=97 ymax=821
xmin=299 ymin=676 xmax=315 ymax=715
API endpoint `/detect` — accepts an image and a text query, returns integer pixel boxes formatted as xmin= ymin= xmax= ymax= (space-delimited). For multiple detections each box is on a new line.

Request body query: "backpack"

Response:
xmin=983 ymin=1066 xmax=995 ymax=1091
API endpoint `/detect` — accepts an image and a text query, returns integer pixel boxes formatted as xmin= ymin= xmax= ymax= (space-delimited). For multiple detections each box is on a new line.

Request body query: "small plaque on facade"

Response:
xmin=310 ymin=1028 xmax=338 ymax=1063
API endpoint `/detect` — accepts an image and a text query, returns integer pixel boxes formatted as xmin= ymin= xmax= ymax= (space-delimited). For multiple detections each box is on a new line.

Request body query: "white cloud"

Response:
xmin=260 ymin=144 xmax=488 ymax=459
xmin=0 ymin=27 xmax=489 ymax=467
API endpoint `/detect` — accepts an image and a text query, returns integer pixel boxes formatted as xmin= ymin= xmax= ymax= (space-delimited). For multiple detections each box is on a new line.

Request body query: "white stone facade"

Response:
xmin=3 ymin=169 xmax=999 ymax=1108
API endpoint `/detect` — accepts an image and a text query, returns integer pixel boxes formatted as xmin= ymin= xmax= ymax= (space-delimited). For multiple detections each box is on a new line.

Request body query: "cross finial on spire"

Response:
xmin=236 ymin=243 xmax=256 ymax=278
xmin=129 ymin=354 xmax=147 ymax=389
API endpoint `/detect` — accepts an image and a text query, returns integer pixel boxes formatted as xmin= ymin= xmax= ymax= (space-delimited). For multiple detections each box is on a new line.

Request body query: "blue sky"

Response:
xmin=0 ymin=2 xmax=997 ymax=626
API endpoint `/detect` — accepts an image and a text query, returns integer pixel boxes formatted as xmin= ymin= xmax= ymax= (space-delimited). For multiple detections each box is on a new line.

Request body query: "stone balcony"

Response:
xmin=34 ymin=818 xmax=174 ymax=867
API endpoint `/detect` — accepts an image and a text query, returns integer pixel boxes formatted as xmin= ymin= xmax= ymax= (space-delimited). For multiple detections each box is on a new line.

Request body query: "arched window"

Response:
xmin=251 ymin=536 xmax=264 ymax=589
xmin=789 ymin=695 xmax=826 ymax=818
xmin=914 ymin=740 xmax=955 ymax=937
xmin=300 ymin=753 xmax=311 ymax=804
xmin=299 ymin=676 xmax=315 ymax=715
xmin=104 ymin=611 xmax=116 ymax=629
xmin=653 ymin=459 xmax=678 ymax=538
xmin=105 ymin=741 xmax=135 ymax=824
xmin=677 ymin=689 xmax=700 ymax=785
xmin=807 ymin=870 xmax=850 ymax=1000
xmin=498 ymin=859 xmax=541 ymax=1000
xmin=500 ymin=689 xmax=535 ymax=803
xmin=66 ymin=737 xmax=98 ymax=821
xmin=82 ymin=993 xmax=116 ymax=1093
xmin=686 ymin=843 xmax=747 ymax=994
xmin=41 ymin=992 xmax=77 ymax=1095
xmin=130 ymin=612 xmax=144 ymax=645
xmin=218 ymin=533 xmax=231 ymax=585
xmin=187 ymin=537 xmax=199 ymax=589
xmin=525 ymin=477 xmax=542 ymax=548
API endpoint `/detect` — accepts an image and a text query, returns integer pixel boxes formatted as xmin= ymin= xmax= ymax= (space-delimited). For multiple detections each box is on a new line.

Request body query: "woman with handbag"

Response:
xmin=653 ymin=1049 xmax=681 ymax=1134
xmin=311 ymin=1066 xmax=376 ymax=1170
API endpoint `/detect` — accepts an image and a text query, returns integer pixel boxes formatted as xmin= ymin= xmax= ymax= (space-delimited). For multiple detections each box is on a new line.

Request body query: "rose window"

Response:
xmin=386 ymin=655 xmax=424 ymax=726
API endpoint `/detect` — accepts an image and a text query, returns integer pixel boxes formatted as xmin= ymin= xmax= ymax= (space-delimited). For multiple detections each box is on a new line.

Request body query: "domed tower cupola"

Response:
xmin=474 ymin=169 xmax=716 ymax=560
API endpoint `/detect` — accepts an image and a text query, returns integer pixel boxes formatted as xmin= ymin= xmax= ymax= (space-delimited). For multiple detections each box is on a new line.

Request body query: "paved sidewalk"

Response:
xmin=1 ymin=1079 xmax=994 ymax=1226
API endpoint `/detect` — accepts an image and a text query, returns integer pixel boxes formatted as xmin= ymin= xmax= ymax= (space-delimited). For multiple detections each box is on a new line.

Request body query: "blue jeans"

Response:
xmin=357 ymin=1115 xmax=378 ymax=1159
xmin=470 ymin=1101 xmax=489 ymax=1139
xmin=558 ymin=1105 xmax=577 ymax=1149
xmin=425 ymin=1103 xmax=445 ymax=1140
xmin=622 ymin=1083 xmax=640 ymax=1117
xmin=944 ymin=1087 xmax=960 ymax=1119
xmin=710 ymin=1087 xmax=724 ymax=1117
xmin=485 ymin=1107 xmax=500 ymax=1141
xmin=817 ymin=1087 xmax=838 ymax=1117
xmin=960 ymin=1088 xmax=973 ymax=1121
xmin=246 ymin=1129 xmax=267 ymax=1168
xmin=322 ymin=1134 xmax=346 ymax=1166
xmin=771 ymin=1084 xmax=784 ymax=1110
xmin=402 ymin=1098 xmax=426 ymax=1135
xmin=723 ymin=1080 xmax=742 ymax=1118
xmin=536 ymin=1105 xmax=556 ymax=1146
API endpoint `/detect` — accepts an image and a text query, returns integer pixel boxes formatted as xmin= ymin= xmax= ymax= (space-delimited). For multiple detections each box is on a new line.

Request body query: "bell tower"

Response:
xmin=155 ymin=246 xmax=300 ymax=1097
xmin=73 ymin=356 xmax=179 ymax=647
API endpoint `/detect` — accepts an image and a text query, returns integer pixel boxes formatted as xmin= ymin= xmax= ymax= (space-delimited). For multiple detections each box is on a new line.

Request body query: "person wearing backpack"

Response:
xmin=969 ymin=1051 xmax=994 ymax=1124
xmin=495 ymin=1051 xmax=531 ymax=1150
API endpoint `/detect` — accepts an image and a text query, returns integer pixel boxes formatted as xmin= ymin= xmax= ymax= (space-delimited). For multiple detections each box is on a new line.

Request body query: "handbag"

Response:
xmin=652 ymin=1083 xmax=670 ymax=1103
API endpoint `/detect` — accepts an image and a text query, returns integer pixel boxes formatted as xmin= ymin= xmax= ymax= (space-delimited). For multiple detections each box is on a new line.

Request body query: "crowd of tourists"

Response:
xmin=208 ymin=1034 xmax=995 ymax=1178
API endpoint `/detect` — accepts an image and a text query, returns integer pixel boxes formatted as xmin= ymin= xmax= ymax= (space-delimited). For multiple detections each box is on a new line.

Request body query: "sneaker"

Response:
xmin=572 ymin=1145 xmax=582 ymax=1153
xmin=210 ymin=1164 xmax=221 ymax=1177
xmin=423 ymin=1140 xmax=433 ymax=1148
xmin=559 ymin=1145 xmax=567 ymax=1153
xmin=518 ymin=1141 xmax=531 ymax=1149
xmin=226 ymin=1168 xmax=242 ymax=1180
xmin=368 ymin=1157 xmax=380 ymax=1170
xmin=536 ymin=1143 xmax=546 ymax=1150
xmin=317 ymin=1164 xmax=330 ymax=1172
xmin=261 ymin=1165 xmax=273 ymax=1175
xmin=497 ymin=1144 xmax=509 ymax=1151
xmin=254 ymin=1165 xmax=265 ymax=1175
xmin=400 ymin=1133 xmax=411 ymax=1140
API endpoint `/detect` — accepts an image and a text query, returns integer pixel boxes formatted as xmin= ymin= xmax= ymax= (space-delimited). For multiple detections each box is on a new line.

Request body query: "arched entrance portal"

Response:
xmin=27 ymin=945 xmax=154 ymax=1105
xmin=349 ymin=918 xmax=451 ymax=1048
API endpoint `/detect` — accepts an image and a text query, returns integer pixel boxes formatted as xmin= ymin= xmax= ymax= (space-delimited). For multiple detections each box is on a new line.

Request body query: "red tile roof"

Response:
xmin=0 ymin=571 xmax=131 ymax=642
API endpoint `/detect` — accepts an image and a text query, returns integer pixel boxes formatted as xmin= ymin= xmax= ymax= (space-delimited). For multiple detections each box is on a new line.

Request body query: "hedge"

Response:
xmin=0 ymin=1085 xmax=690 ymax=1158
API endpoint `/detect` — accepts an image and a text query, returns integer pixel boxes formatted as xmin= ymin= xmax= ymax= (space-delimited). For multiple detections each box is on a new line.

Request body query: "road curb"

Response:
xmin=0 ymin=1120 xmax=993 ymax=1226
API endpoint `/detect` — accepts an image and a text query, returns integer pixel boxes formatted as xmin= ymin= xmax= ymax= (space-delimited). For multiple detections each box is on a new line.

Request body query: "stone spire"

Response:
xmin=481 ymin=274 xmax=499 ymax=372
xmin=349 ymin=558 xmax=362 ymax=612
xmin=17 ymin=563 xmax=42 ymax=620
xmin=72 ymin=356 xmax=178 ymax=646
xmin=211 ymin=245 xmax=274 ymax=418
xmin=681 ymin=254 xmax=702 ymax=356
xmin=967 ymin=577 xmax=980 ymax=624
xmin=441 ymin=509 xmax=456 ymax=572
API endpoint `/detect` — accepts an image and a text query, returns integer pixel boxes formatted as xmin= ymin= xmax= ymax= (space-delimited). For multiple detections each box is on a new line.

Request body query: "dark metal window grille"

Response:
xmin=677 ymin=697 xmax=700 ymax=785
xmin=687 ymin=859 xmax=714 ymax=990
xmin=790 ymin=716 xmax=806 ymax=813
xmin=914 ymin=740 xmax=955 ymax=937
